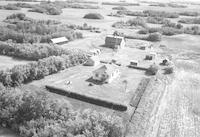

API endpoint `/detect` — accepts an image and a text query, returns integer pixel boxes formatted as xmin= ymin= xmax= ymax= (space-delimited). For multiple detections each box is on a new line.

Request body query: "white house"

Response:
xmin=51 ymin=37 xmax=68 ymax=45
xmin=105 ymin=35 xmax=125 ymax=49
xmin=92 ymin=64 xmax=120 ymax=83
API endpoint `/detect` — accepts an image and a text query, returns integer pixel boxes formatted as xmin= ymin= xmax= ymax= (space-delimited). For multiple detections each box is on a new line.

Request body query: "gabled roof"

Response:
xmin=105 ymin=35 xmax=125 ymax=45
xmin=51 ymin=37 xmax=68 ymax=44
xmin=93 ymin=64 xmax=118 ymax=75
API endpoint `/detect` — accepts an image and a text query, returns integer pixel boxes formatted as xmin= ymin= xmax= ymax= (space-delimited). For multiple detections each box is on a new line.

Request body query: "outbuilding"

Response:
xmin=92 ymin=64 xmax=120 ymax=83
xmin=84 ymin=55 xmax=100 ymax=66
xmin=105 ymin=35 xmax=125 ymax=49
xmin=51 ymin=37 xmax=69 ymax=45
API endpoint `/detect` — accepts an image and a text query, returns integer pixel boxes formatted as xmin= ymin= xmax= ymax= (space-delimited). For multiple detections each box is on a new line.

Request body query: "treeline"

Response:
xmin=102 ymin=2 xmax=140 ymax=6
xmin=0 ymin=41 xmax=76 ymax=60
xmin=112 ymin=17 xmax=147 ymax=28
xmin=139 ymin=22 xmax=200 ymax=36
xmin=0 ymin=3 xmax=21 ymax=10
xmin=149 ymin=3 xmax=187 ymax=8
xmin=1 ymin=13 xmax=82 ymax=43
xmin=146 ymin=17 xmax=170 ymax=24
xmin=178 ymin=17 xmax=200 ymax=24
xmin=0 ymin=53 xmax=87 ymax=87
xmin=179 ymin=11 xmax=199 ymax=17
xmin=117 ymin=10 xmax=179 ymax=18
xmin=0 ymin=85 xmax=124 ymax=137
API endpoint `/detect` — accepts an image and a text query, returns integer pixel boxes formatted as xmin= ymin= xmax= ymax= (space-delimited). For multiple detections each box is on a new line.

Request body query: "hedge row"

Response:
xmin=0 ymin=85 xmax=124 ymax=137
xmin=118 ymin=10 xmax=179 ymax=18
xmin=0 ymin=53 xmax=88 ymax=87
xmin=0 ymin=41 xmax=74 ymax=60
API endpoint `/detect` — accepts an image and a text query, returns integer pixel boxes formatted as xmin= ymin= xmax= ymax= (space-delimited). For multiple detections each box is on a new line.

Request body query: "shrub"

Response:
xmin=127 ymin=17 xmax=147 ymax=28
xmin=117 ymin=10 xmax=147 ymax=17
xmin=83 ymin=13 xmax=104 ymax=19
xmin=146 ymin=64 xmax=159 ymax=75
xmin=164 ymin=67 xmax=174 ymax=74
xmin=102 ymin=2 xmax=140 ymax=6
xmin=138 ymin=29 xmax=149 ymax=34
xmin=147 ymin=33 xmax=161 ymax=41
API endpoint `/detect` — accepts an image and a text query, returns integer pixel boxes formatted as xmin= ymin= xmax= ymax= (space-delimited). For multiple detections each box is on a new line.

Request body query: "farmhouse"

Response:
xmin=51 ymin=37 xmax=69 ymax=45
xmin=92 ymin=64 xmax=120 ymax=83
xmin=84 ymin=55 xmax=100 ymax=66
xmin=105 ymin=35 xmax=125 ymax=49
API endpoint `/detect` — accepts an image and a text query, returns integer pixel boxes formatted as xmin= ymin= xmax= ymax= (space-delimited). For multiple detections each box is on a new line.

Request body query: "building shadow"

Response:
xmin=85 ymin=77 xmax=104 ymax=85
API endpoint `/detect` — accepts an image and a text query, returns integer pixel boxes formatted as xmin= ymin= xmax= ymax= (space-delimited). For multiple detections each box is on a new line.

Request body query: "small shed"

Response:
xmin=92 ymin=64 xmax=120 ymax=83
xmin=138 ymin=42 xmax=152 ymax=50
xmin=105 ymin=35 xmax=125 ymax=49
xmin=51 ymin=37 xmax=69 ymax=45
xmin=130 ymin=60 xmax=139 ymax=66
xmin=84 ymin=55 xmax=100 ymax=66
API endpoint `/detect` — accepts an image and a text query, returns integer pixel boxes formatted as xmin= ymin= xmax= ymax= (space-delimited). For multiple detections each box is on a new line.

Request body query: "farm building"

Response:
xmin=145 ymin=52 xmax=157 ymax=60
xmin=105 ymin=35 xmax=125 ymax=49
xmin=92 ymin=64 xmax=120 ymax=83
xmin=84 ymin=55 xmax=100 ymax=66
xmin=129 ymin=60 xmax=139 ymax=66
xmin=138 ymin=42 xmax=153 ymax=50
xmin=51 ymin=37 xmax=69 ymax=45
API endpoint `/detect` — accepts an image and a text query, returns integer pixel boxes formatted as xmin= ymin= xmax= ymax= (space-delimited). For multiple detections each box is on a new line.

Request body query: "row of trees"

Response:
xmin=117 ymin=10 xmax=179 ymax=18
xmin=0 ymin=53 xmax=88 ymax=87
xmin=178 ymin=17 xmax=200 ymax=24
xmin=0 ymin=41 xmax=76 ymax=60
xmin=0 ymin=85 xmax=124 ymax=137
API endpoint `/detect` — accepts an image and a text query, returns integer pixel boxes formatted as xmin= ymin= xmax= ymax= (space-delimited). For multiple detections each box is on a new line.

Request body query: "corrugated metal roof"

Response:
xmin=51 ymin=37 xmax=68 ymax=44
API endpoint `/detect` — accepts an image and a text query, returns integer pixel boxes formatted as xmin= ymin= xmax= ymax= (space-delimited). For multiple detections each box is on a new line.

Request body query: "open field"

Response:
xmin=0 ymin=55 xmax=30 ymax=70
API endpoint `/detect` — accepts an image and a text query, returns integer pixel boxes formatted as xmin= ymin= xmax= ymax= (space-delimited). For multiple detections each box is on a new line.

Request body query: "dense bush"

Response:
xmin=164 ymin=67 xmax=174 ymax=74
xmin=147 ymin=33 xmax=162 ymax=41
xmin=117 ymin=10 xmax=147 ymax=17
xmin=0 ymin=86 xmax=124 ymax=137
xmin=146 ymin=64 xmax=159 ymax=75
xmin=83 ymin=13 xmax=104 ymax=19
xmin=113 ymin=17 xmax=147 ymax=28
xmin=146 ymin=17 xmax=170 ymax=24
xmin=178 ymin=18 xmax=200 ymax=24
xmin=144 ymin=10 xmax=179 ymax=18
xmin=0 ymin=4 xmax=21 ymax=10
xmin=179 ymin=11 xmax=199 ymax=16
xmin=0 ymin=41 xmax=75 ymax=60
xmin=112 ymin=6 xmax=127 ymax=10
xmin=29 ymin=4 xmax=62 ymax=15
xmin=13 ymin=2 xmax=35 ymax=8
xmin=0 ymin=53 xmax=87 ymax=87
xmin=102 ymin=2 xmax=140 ymax=6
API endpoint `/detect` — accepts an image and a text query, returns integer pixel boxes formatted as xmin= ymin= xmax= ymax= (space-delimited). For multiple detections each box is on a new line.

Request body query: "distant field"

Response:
xmin=0 ymin=55 xmax=30 ymax=70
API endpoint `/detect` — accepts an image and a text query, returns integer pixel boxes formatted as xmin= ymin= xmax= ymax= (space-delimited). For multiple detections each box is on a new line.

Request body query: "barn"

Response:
xmin=105 ymin=35 xmax=125 ymax=49
xmin=92 ymin=64 xmax=120 ymax=83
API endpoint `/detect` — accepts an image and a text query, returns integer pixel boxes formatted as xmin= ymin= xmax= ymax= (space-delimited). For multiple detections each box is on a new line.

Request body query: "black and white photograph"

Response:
xmin=0 ymin=0 xmax=200 ymax=136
